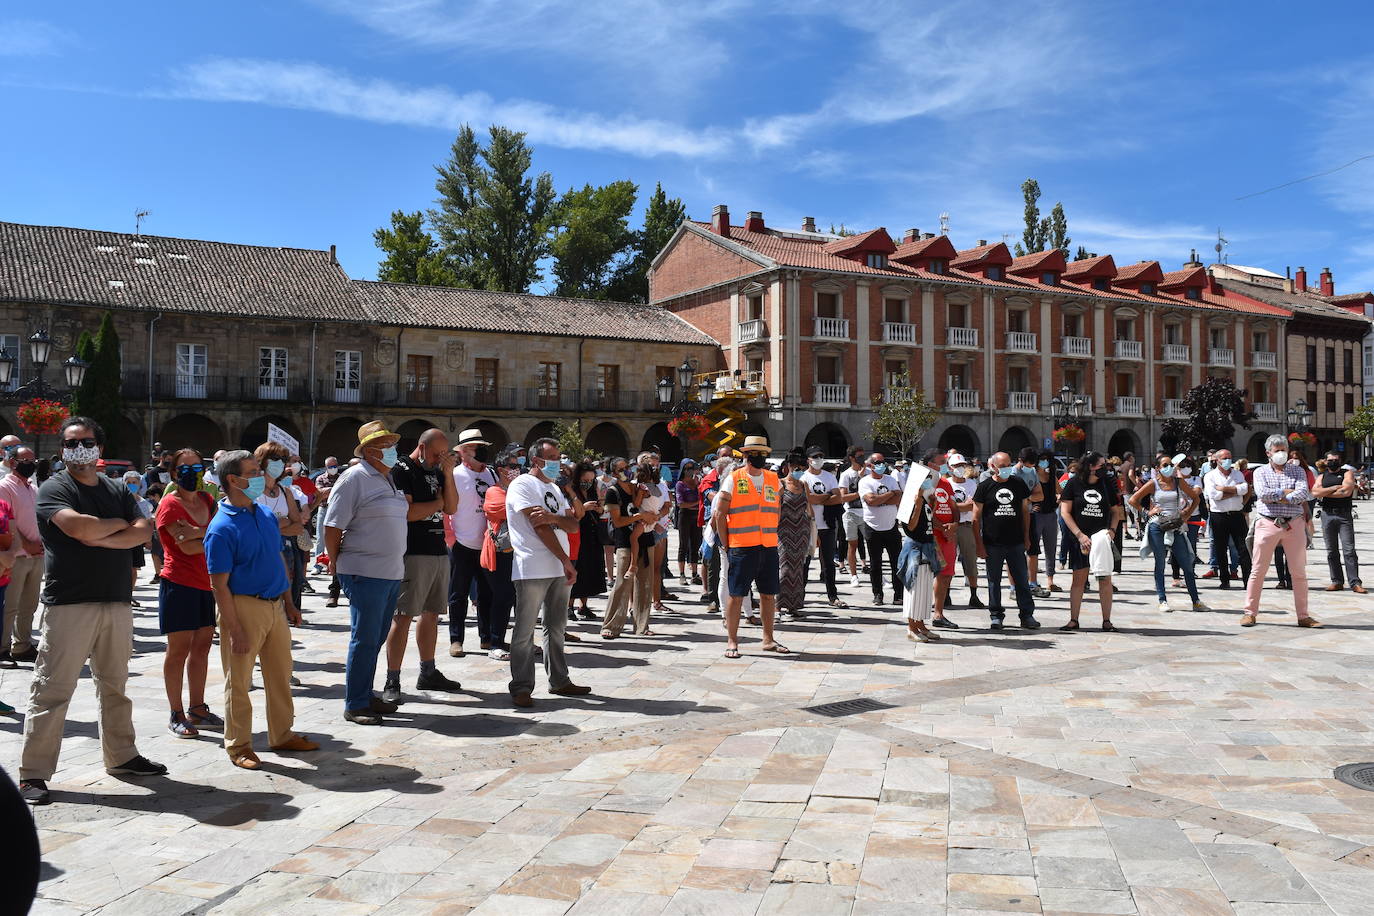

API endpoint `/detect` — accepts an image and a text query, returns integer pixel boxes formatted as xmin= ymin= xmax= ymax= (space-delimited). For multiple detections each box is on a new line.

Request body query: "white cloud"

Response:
xmin=0 ymin=19 xmax=69 ymax=56
xmin=169 ymin=58 xmax=733 ymax=158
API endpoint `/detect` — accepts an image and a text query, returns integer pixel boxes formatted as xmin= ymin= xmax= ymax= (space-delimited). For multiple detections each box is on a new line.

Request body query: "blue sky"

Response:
xmin=5 ymin=1 xmax=1374 ymax=293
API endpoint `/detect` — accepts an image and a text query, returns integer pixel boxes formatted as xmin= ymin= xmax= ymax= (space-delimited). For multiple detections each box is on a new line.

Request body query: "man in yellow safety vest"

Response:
xmin=712 ymin=435 xmax=790 ymax=658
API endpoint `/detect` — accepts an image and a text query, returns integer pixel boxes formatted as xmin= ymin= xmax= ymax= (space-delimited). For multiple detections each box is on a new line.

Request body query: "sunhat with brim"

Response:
xmin=453 ymin=428 xmax=491 ymax=449
xmin=739 ymin=435 xmax=771 ymax=454
xmin=355 ymin=420 xmax=401 ymax=457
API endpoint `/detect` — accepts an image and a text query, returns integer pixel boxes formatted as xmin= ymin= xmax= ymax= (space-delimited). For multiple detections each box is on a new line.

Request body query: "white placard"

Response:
xmin=896 ymin=462 xmax=933 ymax=528
xmin=267 ymin=422 xmax=299 ymax=457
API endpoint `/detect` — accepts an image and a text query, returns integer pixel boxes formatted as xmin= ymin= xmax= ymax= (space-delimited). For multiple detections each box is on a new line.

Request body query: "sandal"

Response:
xmin=828 ymin=598 xmax=849 ymax=609
xmin=1101 ymin=621 xmax=1116 ymax=632
xmin=187 ymin=703 xmax=224 ymax=728
xmin=747 ymin=615 xmax=762 ymax=626
xmin=600 ymin=630 xmax=616 ymax=640
xmin=724 ymin=647 xmax=741 ymax=659
xmin=1059 ymin=620 xmax=1080 ymax=631
xmin=761 ymin=643 xmax=792 ymax=654
xmin=639 ymin=629 xmax=656 ymax=637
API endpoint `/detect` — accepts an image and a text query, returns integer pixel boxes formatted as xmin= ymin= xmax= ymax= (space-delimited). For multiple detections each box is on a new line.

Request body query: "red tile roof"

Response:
xmin=1062 ymin=254 xmax=1116 ymax=278
xmin=822 ymin=227 xmax=896 ymax=257
xmin=1113 ymin=261 xmax=1164 ymax=285
xmin=1160 ymin=267 xmax=1207 ymax=289
xmin=950 ymin=241 xmax=1011 ymax=269
xmin=892 ymin=234 xmax=957 ymax=263
xmin=1009 ymin=249 xmax=1067 ymax=274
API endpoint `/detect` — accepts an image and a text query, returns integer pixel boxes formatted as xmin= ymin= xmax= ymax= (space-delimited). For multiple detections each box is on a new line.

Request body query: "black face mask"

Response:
xmin=746 ymin=454 xmax=767 ymax=469
xmin=473 ymin=446 xmax=490 ymax=464
xmin=14 ymin=461 xmax=36 ymax=479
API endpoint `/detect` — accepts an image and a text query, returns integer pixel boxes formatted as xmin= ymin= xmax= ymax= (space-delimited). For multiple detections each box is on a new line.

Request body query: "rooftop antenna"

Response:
xmin=134 ymin=209 xmax=151 ymax=236
xmin=938 ymin=212 xmax=950 ymax=236
xmin=1001 ymin=232 xmax=1010 ymax=245
xmin=1214 ymin=227 xmax=1228 ymax=264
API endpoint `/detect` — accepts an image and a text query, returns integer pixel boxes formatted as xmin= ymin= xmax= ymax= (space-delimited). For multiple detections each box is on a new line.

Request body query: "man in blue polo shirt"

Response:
xmin=205 ymin=449 xmax=317 ymax=770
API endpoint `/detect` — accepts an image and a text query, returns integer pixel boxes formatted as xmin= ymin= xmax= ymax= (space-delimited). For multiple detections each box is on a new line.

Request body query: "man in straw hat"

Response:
xmin=712 ymin=435 xmax=790 ymax=658
xmin=447 ymin=427 xmax=505 ymax=658
xmin=323 ymin=421 xmax=411 ymax=725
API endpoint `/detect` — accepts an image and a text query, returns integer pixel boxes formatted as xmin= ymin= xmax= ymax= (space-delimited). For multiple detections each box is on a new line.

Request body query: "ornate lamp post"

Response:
xmin=657 ymin=356 xmax=713 ymax=460
xmin=1047 ymin=383 xmax=1087 ymax=454
xmin=1287 ymin=398 xmax=1316 ymax=453
xmin=0 ymin=329 xmax=90 ymax=456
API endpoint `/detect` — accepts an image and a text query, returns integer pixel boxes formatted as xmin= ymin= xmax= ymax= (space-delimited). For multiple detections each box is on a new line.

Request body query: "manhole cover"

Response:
xmin=1333 ymin=763 xmax=1374 ymax=790
xmin=805 ymin=698 xmax=894 ymax=718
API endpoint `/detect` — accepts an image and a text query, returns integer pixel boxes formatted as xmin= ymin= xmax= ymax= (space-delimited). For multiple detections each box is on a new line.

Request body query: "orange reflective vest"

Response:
xmin=725 ymin=467 xmax=782 ymax=548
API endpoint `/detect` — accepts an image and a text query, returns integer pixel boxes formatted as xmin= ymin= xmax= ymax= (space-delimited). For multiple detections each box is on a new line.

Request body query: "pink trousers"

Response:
xmin=1243 ymin=517 xmax=1308 ymax=618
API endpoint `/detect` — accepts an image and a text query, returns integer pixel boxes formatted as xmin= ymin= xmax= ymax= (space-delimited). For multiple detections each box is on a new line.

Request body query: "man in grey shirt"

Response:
xmin=324 ymin=421 xmax=410 ymax=725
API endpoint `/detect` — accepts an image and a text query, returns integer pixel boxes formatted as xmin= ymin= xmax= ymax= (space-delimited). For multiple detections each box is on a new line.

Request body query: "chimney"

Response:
xmin=1321 ymin=267 xmax=1334 ymax=296
xmin=1295 ymin=266 xmax=1307 ymax=293
xmin=978 ymin=240 xmax=987 ymax=247
xmin=904 ymin=228 xmax=920 ymax=243
xmin=744 ymin=210 xmax=765 ymax=232
xmin=922 ymin=232 xmax=935 ymax=240
xmin=711 ymin=204 xmax=730 ymax=238
xmin=1184 ymin=248 xmax=1203 ymax=269
xmin=801 ymin=216 xmax=816 ymax=232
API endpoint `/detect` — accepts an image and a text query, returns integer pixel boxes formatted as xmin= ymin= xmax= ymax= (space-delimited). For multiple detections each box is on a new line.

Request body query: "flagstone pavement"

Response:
xmin=5 ymin=518 xmax=1374 ymax=915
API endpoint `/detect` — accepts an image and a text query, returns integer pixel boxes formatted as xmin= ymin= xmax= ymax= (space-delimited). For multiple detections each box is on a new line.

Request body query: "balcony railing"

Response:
xmin=1062 ymin=336 xmax=1092 ymax=357
xmin=1115 ymin=396 xmax=1143 ymax=416
xmin=155 ymin=374 xmax=308 ymax=402
xmin=1005 ymin=331 xmax=1037 ymax=353
xmin=1254 ymin=402 xmax=1279 ymax=421
xmin=881 ymin=322 xmax=916 ymax=344
xmin=1006 ymin=391 xmax=1038 ymax=412
xmin=814 ymin=316 xmax=850 ymax=340
xmin=1252 ymin=351 xmax=1277 ymax=370
xmin=946 ymin=388 xmax=979 ymax=410
xmin=258 ymin=383 xmax=289 ymax=401
xmin=739 ymin=318 xmax=766 ymax=343
xmin=1162 ymin=344 xmax=1190 ymax=363
xmin=813 ymin=383 xmax=850 ymax=405
xmin=1163 ymin=398 xmax=1188 ymax=418
xmin=1208 ymin=347 xmax=1235 ymax=367
xmin=1113 ymin=340 xmax=1142 ymax=360
xmin=946 ymin=326 xmax=979 ymax=349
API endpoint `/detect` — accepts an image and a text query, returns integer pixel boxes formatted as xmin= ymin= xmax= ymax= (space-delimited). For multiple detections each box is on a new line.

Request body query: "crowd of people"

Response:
xmin=0 ymin=417 xmax=1364 ymax=807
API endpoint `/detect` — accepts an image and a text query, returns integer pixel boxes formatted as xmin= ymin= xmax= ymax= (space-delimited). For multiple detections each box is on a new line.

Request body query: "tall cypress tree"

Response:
xmin=71 ymin=312 xmax=124 ymax=455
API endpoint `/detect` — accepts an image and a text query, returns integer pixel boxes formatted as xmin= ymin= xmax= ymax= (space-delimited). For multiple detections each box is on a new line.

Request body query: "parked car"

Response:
xmin=97 ymin=459 xmax=135 ymax=479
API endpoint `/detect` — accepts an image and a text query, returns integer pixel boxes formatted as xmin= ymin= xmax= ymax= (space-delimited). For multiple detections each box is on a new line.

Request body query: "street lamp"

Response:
xmin=0 ymin=328 xmax=90 ymax=457
xmin=1047 ymin=383 xmax=1086 ymax=453
xmin=655 ymin=376 xmax=674 ymax=409
xmin=28 ymin=329 xmax=52 ymax=370
xmin=1287 ymin=398 xmax=1313 ymax=432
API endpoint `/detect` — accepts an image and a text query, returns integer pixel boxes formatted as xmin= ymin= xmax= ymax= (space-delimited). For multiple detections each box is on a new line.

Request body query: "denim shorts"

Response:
xmin=727 ymin=545 xmax=780 ymax=597
xmin=159 ymin=579 xmax=216 ymax=634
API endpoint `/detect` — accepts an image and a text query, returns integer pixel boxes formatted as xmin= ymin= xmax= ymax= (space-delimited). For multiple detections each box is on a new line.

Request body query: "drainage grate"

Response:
xmin=1333 ymin=763 xmax=1374 ymax=791
xmin=805 ymin=698 xmax=894 ymax=718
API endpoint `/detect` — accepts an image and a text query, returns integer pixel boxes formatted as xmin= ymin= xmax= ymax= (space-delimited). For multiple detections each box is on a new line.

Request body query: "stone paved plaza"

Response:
xmin=5 ymin=519 xmax=1374 ymax=916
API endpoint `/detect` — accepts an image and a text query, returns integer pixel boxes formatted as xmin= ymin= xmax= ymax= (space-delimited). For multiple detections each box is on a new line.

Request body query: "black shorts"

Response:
xmin=159 ymin=579 xmax=216 ymax=634
xmin=727 ymin=545 xmax=780 ymax=597
xmin=1063 ymin=535 xmax=1090 ymax=571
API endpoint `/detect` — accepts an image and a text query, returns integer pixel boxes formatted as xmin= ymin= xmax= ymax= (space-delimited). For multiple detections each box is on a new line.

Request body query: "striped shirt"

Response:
xmin=1252 ymin=462 xmax=1309 ymax=519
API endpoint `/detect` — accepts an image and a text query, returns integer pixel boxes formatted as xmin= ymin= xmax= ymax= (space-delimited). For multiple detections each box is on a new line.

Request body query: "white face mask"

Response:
xmin=62 ymin=444 xmax=100 ymax=467
xmin=1270 ymin=451 xmax=1288 ymax=466
xmin=808 ymin=458 xmax=823 ymax=471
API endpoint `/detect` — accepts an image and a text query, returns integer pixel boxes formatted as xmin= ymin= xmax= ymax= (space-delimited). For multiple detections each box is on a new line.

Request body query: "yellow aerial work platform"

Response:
xmin=693 ymin=369 xmax=767 ymax=456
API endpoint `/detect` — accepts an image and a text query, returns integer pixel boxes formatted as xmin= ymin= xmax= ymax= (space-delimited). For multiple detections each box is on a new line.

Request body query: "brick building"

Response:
xmin=0 ymin=221 xmax=719 ymax=464
xmin=651 ymin=206 xmax=1290 ymax=459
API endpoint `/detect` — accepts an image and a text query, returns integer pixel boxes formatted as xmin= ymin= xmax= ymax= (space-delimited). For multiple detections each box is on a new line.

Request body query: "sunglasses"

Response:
xmin=63 ymin=437 xmax=97 ymax=449
xmin=177 ymin=464 xmax=204 ymax=474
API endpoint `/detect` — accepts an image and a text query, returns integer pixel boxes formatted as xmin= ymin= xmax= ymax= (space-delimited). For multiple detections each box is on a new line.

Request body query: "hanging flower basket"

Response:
xmin=667 ymin=412 xmax=710 ymax=440
xmin=1287 ymin=431 xmax=1317 ymax=450
xmin=16 ymin=398 xmax=68 ymax=436
xmin=1052 ymin=424 xmax=1086 ymax=444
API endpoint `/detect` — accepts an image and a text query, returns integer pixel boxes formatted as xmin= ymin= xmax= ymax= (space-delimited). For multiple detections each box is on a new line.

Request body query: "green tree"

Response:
xmin=1161 ymin=377 xmax=1256 ymax=453
xmin=1014 ymin=178 xmax=1044 ymax=256
xmin=1073 ymin=245 xmax=1094 ymax=261
xmin=429 ymin=124 xmax=556 ymax=293
xmin=373 ymin=210 xmax=458 ymax=285
xmin=868 ymin=374 xmax=940 ymax=460
xmin=610 ymin=182 xmax=686 ymax=302
xmin=549 ymin=180 xmax=638 ymax=299
xmin=1047 ymin=202 xmax=1070 ymax=257
xmin=828 ymin=222 xmax=857 ymax=237
xmin=552 ymin=419 xmax=601 ymax=463
xmin=71 ymin=312 xmax=125 ymax=455
xmin=1344 ymin=400 xmax=1374 ymax=450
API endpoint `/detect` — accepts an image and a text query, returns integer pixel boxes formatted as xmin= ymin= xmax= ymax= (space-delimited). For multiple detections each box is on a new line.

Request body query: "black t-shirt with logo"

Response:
xmin=1060 ymin=475 xmax=1118 ymax=536
xmin=603 ymin=484 xmax=637 ymax=550
xmin=390 ymin=455 xmax=447 ymax=555
xmin=973 ymin=476 xmax=1030 ymax=546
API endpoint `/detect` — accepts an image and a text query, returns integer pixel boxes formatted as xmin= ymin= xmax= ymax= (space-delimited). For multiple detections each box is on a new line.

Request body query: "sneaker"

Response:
xmin=1297 ymin=617 xmax=1323 ymax=628
xmin=416 ymin=669 xmax=462 ymax=692
xmin=325 ymin=598 xmax=339 ymax=608
xmin=10 ymin=647 xmax=37 ymax=664
xmin=872 ymin=594 xmax=884 ymax=606
xmin=550 ymin=683 xmax=591 ymax=696
xmin=344 ymin=708 xmax=382 ymax=725
xmin=449 ymin=642 xmax=465 ymax=658
xmin=989 ymin=620 xmax=1005 ymax=631
xmin=690 ymin=575 xmax=702 ymax=585
xmin=1201 ymin=569 xmax=1218 ymax=579
xmin=382 ymin=682 xmax=403 ymax=705
xmin=369 ymin=695 xmax=399 ymax=714
xmin=0 ymin=652 xmax=15 ymax=669
xmin=1158 ymin=600 xmax=1172 ymax=613
xmin=850 ymin=574 xmax=861 ymax=588
xmin=107 ymin=755 xmax=168 ymax=776
xmin=706 ymin=601 xmax=719 ymax=614
xmin=1192 ymin=601 xmax=1209 ymax=612
xmin=20 ymin=779 xmax=50 ymax=805
xmin=1019 ymin=616 xmax=1041 ymax=630
xmin=931 ymin=617 xmax=959 ymax=629
xmin=579 ymin=608 xmax=597 ymax=621
xmin=0 ymin=698 xmax=13 ymax=714
xmin=967 ymin=595 xmax=985 ymax=609
xmin=1239 ymin=614 xmax=1257 ymax=627
xmin=489 ymin=646 xmax=511 ymax=660
xmin=1030 ymin=587 xmax=1051 ymax=599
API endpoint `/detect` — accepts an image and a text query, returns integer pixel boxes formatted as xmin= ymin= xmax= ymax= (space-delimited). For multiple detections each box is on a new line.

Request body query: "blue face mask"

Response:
xmin=1159 ymin=465 xmax=1176 ymax=478
xmin=1038 ymin=459 xmax=1050 ymax=470
xmin=873 ymin=463 xmax=888 ymax=474
xmin=995 ymin=465 xmax=1012 ymax=480
xmin=920 ymin=478 xmax=936 ymax=493
xmin=542 ymin=458 xmax=561 ymax=478
xmin=241 ymin=475 xmax=265 ymax=501
xmin=379 ymin=446 xmax=399 ymax=468
xmin=266 ymin=459 xmax=285 ymax=479
xmin=516 ymin=455 xmax=527 ymax=467
xmin=126 ymin=480 xmax=141 ymax=494
xmin=1219 ymin=458 xmax=1233 ymax=471
xmin=790 ymin=469 xmax=804 ymax=480
xmin=939 ymin=464 xmax=950 ymax=476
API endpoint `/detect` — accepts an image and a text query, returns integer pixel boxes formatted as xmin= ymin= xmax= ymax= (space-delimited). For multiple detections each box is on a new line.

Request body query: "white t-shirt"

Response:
xmin=801 ymin=469 xmax=838 ymax=529
xmin=858 ymin=473 xmax=900 ymax=531
xmin=950 ymin=476 xmax=977 ymax=523
xmin=651 ymin=482 xmax=671 ymax=532
xmin=256 ymin=485 xmax=302 ymax=521
xmin=450 ymin=463 xmax=496 ymax=550
xmin=505 ymin=473 xmax=570 ymax=581
xmin=839 ymin=466 xmax=865 ymax=516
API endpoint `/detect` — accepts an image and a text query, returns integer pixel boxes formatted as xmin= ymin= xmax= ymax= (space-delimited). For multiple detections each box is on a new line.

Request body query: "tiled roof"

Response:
xmin=1160 ymin=267 xmax=1207 ymax=288
xmin=821 ymin=227 xmax=896 ymax=256
xmin=1215 ymin=277 xmax=1373 ymax=325
xmin=891 ymin=235 xmax=957 ymax=263
xmin=1063 ymin=254 xmax=1115 ymax=278
xmin=353 ymin=280 xmax=717 ymax=345
xmin=950 ymin=242 xmax=1009 ymax=269
xmin=0 ymin=221 xmax=368 ymax=322
xmin=1113 ymin=261 xmax=1163 ymax=284
xmin=1009 ymin=249 xmax=1066 ymax=274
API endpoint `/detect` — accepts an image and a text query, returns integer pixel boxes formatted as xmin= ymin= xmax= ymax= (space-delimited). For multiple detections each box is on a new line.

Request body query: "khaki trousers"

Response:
xmin=601 ymin=547 xmax=651 ymax=636
xmin=221 ymin=595 xmax=295 ymax=756
xmin=4 ymin=554 xmax=43 ymax=653
xmin=19 ymin=601 xmax=138 ymax=781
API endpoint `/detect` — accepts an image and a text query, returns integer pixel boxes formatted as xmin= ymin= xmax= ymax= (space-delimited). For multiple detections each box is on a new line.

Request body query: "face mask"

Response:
xmin=291 ymin=462 xmax=303 ymax=475
xmin=1270 ymin=451 xmax=1288 ymax=466
xmin=742 ymin=454 xmax=765 ymax=469
xmin=516 ymin=455 xmax=527 ymax=468
xmin=241 ymin=475 xmax=265 ymax=501
xmin=541 ymin=458 xmax=561 ymax=478
xmin=920 ymin=478 xmax=936 ymax=493
xmin=1219 ymin=458 xmax=1233 ymax=471
xmin=379 ymin=446 xmax=399 ymax=468
xmin=176 ymin=465 xmax=201 ymax=490
xmin=1159 ymin=465 xmax=1176 ymax=478
xmin=326 ymin=466 xmax=339 ymax=477
xmin=1037 ymin=459 xmax=1049 ymax=470
xmin=62 ymin=444 xmax=100 ymax=466
xmin=473 ymin=447 xmax=490 ymax=464
xmin=939 ymin=464 xmax=950 ymax=477
xmin=14 ymin=461 xmax=35 ymax=478
xmin=790 ymin=470 xmax=804 ymax=480
xmin=1180 ymin=466 xmax=1192 ymax=477
xmin=873 ymin=462 xmax=888 ymax=474
xmin=266 ymin=459 xmax=285 ymax=479
xmin=126 ymin=480 xmax=141 ymax=493
xmin=994 ymin=465 xmax=1011 ymax=480
xmin=853 ymin=456 xmax=866 ymax=466
xmin=808 ymin=458 xmax=823 ymax=471
xmin=956 ymin=466 xmax=970 ymax=478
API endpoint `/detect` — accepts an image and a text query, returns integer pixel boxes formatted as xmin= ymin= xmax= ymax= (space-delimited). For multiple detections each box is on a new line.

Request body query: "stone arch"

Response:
xmin=475 ymin=421 xmax=512 ymax=450
xmin=585 ymin=422 xmax=629 ymax=458
xmin=239 ymin=415 xmax=302 ymax=453
xmin=803 ymin=422 xmax=850 ymax=458
xmin=640 ymin=422 xmax=682 ymax=463
xmin=997 ymin=425 xmax=1036 ymax=457
xmin=938 ymin=424 xmax=979 ymax=459
xmin=1106 ymin=428 xmax=1142 ymax=460
xmin=116 ymin=414 xmax=143 ymax=462
xmin=316 ymin=417 xmax=363 ymax=465
xmin=0 ymin=414 xmax=12 ymax=439
xmin=160 ymin=413 xmax=229 ymax=456
xmin=524 ymin=420 xmax=559 ymax=450
xmin=396 ymin=418 xmax=438 ymax=456
xmin=1245 ymin=432 xmax=1269 ymax=461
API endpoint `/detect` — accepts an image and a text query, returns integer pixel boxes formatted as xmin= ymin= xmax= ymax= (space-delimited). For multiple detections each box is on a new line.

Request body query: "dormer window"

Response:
xmin=928 ymin=259 xmax=947 ymax=275
xmin=1092 ymin=277 xmax=1110 ymax=291
xmin=1185 ymin=286 xmax=1201 ymax=300
xmin=1139 ymin=282 xmax=1155 ymax=295
xmin=986 ymin=266 xmax=1004 ymax=281
xmin=1041 ymin=271 xmax=1059 ymax=286
xmin=866 ymin=253 xmax=888 ymax=269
